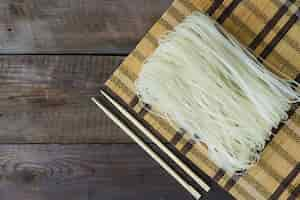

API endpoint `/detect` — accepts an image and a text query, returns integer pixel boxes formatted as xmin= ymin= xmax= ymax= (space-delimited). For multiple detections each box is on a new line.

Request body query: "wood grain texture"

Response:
xmin=0 ymin=0 xmax=172 ymax=54
xmin=0 ymin=1 xmax=197 ymax=199
xmin=0 ymin=55 xmax=132 ymax=143
xmin=0 ymin=144 xmax=193 ymax=200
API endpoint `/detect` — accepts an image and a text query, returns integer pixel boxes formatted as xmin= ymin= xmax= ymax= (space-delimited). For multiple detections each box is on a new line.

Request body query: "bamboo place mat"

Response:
xmin=102 ymin=0 xmax=300 ymax=199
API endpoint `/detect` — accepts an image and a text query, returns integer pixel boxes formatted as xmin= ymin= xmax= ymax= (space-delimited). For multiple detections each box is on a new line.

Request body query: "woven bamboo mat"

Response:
xmin=104 ymin=0 xmax=300 ymax=199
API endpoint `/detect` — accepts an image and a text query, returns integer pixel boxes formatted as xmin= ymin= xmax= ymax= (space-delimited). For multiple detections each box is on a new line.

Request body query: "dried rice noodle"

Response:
xmin=135 ymin=12 xmax=300 ymax=174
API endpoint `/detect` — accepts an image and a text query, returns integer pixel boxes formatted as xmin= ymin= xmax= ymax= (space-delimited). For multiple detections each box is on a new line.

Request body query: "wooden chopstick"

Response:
xmin=100 ymin=90 xmax=211 ymax=192
xmin=92 ymin=96 xmax=201 ymax=199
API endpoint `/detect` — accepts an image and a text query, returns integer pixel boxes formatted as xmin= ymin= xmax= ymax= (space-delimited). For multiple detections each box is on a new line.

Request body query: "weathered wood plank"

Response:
xmin=0 ymin=0 xmax=172 ymax=54
xmin=0 ymin=55 xmax=132 ymax=143
xmin=0 ymin=144 xmax=193 ymax=200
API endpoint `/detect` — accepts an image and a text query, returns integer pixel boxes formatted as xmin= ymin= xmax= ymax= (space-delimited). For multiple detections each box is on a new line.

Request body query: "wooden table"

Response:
xmin=0 ymin=0 xmax=193 ymax=199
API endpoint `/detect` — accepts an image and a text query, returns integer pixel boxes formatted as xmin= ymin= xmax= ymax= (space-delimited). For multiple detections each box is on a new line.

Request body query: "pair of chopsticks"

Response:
xmin=92 ymin=90 xmax=211 ymax=199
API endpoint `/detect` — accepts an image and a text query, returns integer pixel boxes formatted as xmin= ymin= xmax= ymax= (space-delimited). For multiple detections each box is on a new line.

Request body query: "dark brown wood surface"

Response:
xmin=0 ymin=0 xmax=193 ymax=199
xmin=0 ymin=0 xmax=172 ymax=54
xmin=0 ymin=55 xmax=130 ymax=143
xmin=0 ymin=144 xmax=192 ymax=200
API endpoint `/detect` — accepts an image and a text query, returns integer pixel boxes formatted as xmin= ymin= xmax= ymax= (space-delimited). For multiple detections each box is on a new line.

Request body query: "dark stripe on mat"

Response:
xmin=217 ymin=0 xmax=242 ymax=24
xmin=224 ymin=174 xmax=241 ymax=191
xmin=249 ymin=0 xmax=295 ymax=50
xmin=260 ymin=8 xmax=300 ymax=59
xmin=213 ymin=169 xmax=226 ymax=182
xmin=294 ymin=73 xmax=300 ymax=84
xmin=138 ymin=104 xmax=151 ymax=118
xmin=181 ymin=140 xmax=196 ymax=155
xmin=207 ymin=0 xmax=224 ymax=16
xmin=287 ymin=185 xmax=300 ymax=200
xmin=170 ymin=130 xmax=185 ymax=146
xmin=129 ymin=95 xmax=139 ymax=107
xmin=269 ymin=163 xmax=300 ymax=200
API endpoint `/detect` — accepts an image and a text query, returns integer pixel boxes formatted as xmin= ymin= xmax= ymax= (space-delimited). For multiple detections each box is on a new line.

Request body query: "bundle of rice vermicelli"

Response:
xmin=135 ymin=12 xmax=300 ymax=174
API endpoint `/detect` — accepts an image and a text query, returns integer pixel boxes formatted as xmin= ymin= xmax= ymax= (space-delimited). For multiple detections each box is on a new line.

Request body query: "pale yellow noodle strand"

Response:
xmin=135 ymin=12 xmax=300 ymax=174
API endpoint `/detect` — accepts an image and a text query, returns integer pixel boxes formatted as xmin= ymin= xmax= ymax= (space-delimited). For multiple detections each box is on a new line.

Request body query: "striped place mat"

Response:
xmin=104 ymin=0 xmax=300 ymax=199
